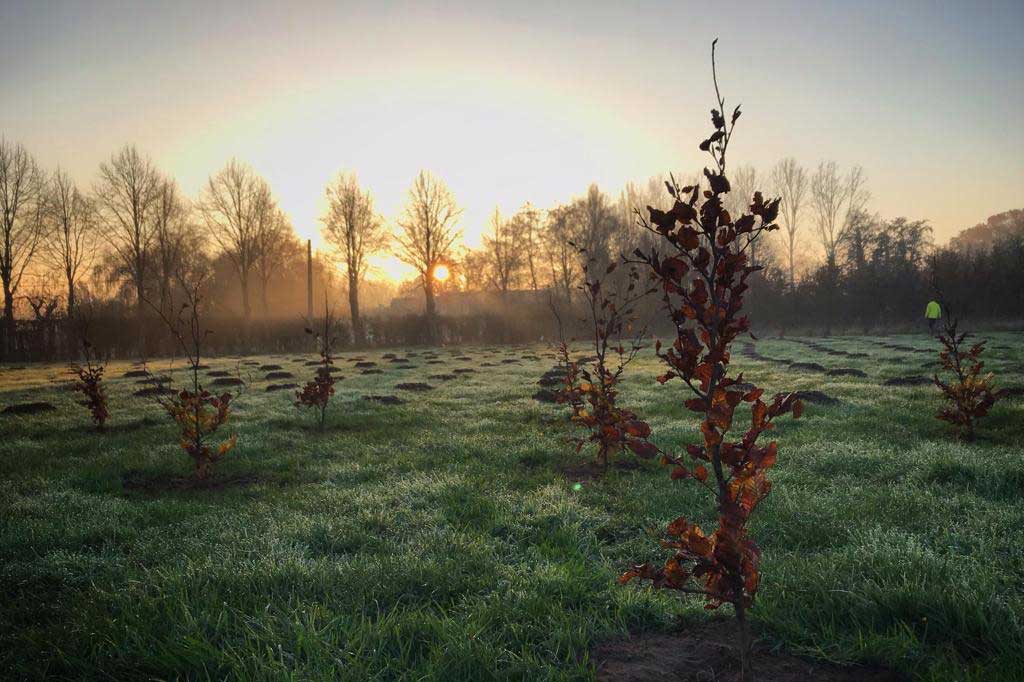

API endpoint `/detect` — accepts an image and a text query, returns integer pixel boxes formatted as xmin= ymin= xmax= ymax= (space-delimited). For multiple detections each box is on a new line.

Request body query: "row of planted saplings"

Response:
xmin=66 ymin=285 xmax=342 ymax=479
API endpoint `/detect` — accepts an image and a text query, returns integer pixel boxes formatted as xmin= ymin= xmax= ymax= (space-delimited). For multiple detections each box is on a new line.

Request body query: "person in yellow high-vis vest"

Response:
xmin=925 ymin=300 xmax=941 ymax=335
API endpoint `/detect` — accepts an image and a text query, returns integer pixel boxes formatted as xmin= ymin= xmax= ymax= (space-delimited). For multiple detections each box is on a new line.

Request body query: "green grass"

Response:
xmin=2 ymin=334 xmax=1023 ymax=680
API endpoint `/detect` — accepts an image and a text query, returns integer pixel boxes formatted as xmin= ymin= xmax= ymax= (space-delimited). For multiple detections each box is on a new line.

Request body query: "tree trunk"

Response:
xmin=788 ymin=241 xmax=795 ymax=291
xmin=158 ymin=270 xmax=170 ymax=320
xmin=424 ymin=281 xmax=436 ymax=318
xmin=66 ymin=275 xmax=76 ymax=322
xmin=424 ymin=274 xmax=437 ymax=343
xmin=135 ymin=277 xmax=147 ymax=360
xmin=348 ymin=273 xmax=363 ymax=346
xmin=260 ymin=276 xmax=270 ymax=317
xmin=3 ymin=282 xmax=14 ymax=359
xmin=240 ymin=269 xmax=252 ymax=350
xmin=240 ymin=271 xmax=252 ymax=322
xmin=735 ymin=601 xmax=752 ymax=681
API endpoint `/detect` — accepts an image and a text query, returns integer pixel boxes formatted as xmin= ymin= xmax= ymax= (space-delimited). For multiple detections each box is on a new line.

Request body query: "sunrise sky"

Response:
xmin=2 ymin=0 xmax=1021 ymax=282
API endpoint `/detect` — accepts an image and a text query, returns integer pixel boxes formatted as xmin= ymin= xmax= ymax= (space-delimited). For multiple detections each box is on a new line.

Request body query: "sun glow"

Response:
xmin=432 ymin=264 xmax=451 ymax=282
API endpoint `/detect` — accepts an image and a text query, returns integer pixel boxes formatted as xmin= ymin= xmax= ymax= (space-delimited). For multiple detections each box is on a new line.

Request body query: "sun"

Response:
xmin=432 ymin=264 xmax=451 ymax=282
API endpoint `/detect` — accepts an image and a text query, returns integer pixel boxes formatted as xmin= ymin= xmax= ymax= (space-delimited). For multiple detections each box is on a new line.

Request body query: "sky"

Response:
xmin=2 ymin=0 xmax=1022 ymax=282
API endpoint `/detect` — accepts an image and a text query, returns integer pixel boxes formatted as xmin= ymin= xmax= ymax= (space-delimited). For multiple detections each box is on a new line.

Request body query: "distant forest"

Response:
xmin=1 ymin=138 xmax=1021 ymax=360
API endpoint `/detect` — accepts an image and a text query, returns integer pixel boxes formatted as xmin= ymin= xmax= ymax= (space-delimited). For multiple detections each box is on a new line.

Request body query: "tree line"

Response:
xmin=2 ymin=135 xmax=1021 ymax=360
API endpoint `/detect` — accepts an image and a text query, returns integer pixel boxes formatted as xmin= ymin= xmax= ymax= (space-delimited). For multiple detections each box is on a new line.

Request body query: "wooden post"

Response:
xmin=306 ymin=239 xmax=313 ymax=321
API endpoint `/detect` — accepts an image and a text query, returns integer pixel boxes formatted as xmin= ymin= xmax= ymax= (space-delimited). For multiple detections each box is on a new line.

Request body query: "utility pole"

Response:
xmin=306 ymin=239 xmax=313 ymax=321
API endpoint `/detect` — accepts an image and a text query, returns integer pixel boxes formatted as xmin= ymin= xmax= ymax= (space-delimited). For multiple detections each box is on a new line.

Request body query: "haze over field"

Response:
xmin=2 ymin=0 xmax=1022 ymax=282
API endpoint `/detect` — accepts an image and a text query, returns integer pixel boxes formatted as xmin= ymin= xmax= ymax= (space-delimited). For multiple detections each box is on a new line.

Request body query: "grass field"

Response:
xmin=2 ymin=333 xmax=1023 ymax=680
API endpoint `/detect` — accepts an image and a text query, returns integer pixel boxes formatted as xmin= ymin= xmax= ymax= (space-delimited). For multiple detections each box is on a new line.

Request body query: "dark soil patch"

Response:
xmin=137 ymin=375 xmax=171 ymax=385
xmin=389 ymin=357 xmax=409 ymax=363
xmin=481 ymin=362 xmax=497 ymax=367
xmin=2 ymin=401 xmax=57 ymax=415
xmin=790 ymin=362 xmax=827 ymax=372
xmin=394 ymin=364 xmax=417 ymax=370
xmin=729 ymin=382 xmax=756 ymax=392
xmin=133 ymin=386 xmax=176 ymax=397
xmin=455 ymin=355 xmax=472 ymax=361
xmin=533 ymin=389 xmax=559 ymax=403
xmin=242 ymin=361 xmax=260 ymax=366
xmin=123 ymin=369 xmax=149 ymax=378
xmin=453 ymin=368 xmax=475 ymax=374
xmin=794 ymin=390 xmax=839 ymax=406
xmin=355 ymin=361 xmax=377 ymax=368
xmin=265 ymin=371 xmax=295 ymax=380
xmin=562 ymin=458 xmax=640 ymax=482
xmin=538 ymin=375 xmax=563 ymax=387
xmin=259 ymin=364 xmax=282 ymax=371
xmin=592 ymin=619 xmax=903 ymax=682
xmin=429 ymin=374 xmax=457 ymax=381
xmin=827 ymin=368 xmax=868 ymax=378
xmin=266 ymin=383 xmax=300 ymax=392
xmin=361 ymin=368 xmax=383 ymax=375
xmin=106 ymin=416 xmax=163 ymax=433
xmin=207 ymin=370 xmax=231 ymax=377
xmin=1000 ymin=386 xmax=1024 ymax=400
xmin=395 ymin=382 xmax=433 ymax=392
xmin=501 ymin=358 xmax=520 ymax=364
xmin=211 ymin=377 xmax=246 ymax=387
xmin=427 ymin=359 xmax=445 ymax=365
xmin=363 ymin=394 xmax=406 ymax=405
xmin=382 ymin=353 xmax=397 ymax=359
xmin=305 ymin=360 xmax=323 ymax=366
xmin=883 ymin=375 xmax=931 ymax=387
xmin=122 ymin=471 xmax=263 ymax=494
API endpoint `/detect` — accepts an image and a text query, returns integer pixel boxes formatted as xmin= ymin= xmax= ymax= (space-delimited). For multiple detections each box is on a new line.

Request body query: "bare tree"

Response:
xmin=726 ymin=166 xmax=764 ymax=266
xmin=254 ymin=206 xmax=295 ymax=318
xmin=460 ymin=249 xmax=490 ymax=292
xmin=568 ymin=184 xmax=619 ymax=272
xmin=481 ymin=207 xmax=525 ymax=297
xmin=811 ymin=161 xmax=869 ymax=271
xmin=543 ymin=204 xmax=577 ymax=303
xmin=151 ymin=178 xmax=192 ymax=319
xmin=811 ymin=161 xmax=869 ymax=334
xmin=199 ymin=159 xmax=273 ymax=325
xmin=771 ymin=158 xmax=807 ymax=289
xmin=509 ymin=203 xmax=542 ymax=292
xmin=322 ymin=172 xmax=386 ymax=344
xmin=618 ymin=176 xmax=669 ymax=260
xmin=94 ymin=144 xmax=162 ymax=356
xmin=0 ymin=139 xmax=46 ymax=356
xmin=394 ymin=171 xmax=463 ymax=332
xmin=43 ymin=168 xmax=94 ymax=321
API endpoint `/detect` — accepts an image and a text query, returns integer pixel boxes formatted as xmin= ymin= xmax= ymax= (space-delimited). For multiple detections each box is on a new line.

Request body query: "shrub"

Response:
xmin=554 ymin=245 xmax=656 ymax=472
xmin=618 ymin=41 xmax=803 ymax=678
xmin=296 ymin=300 xmax=338 ymax=430
xmin=153 ymin=279 xmax=238 ymax=479
xmin=933 ymin=310 xmax=1005 ymax=441
xmin=68 ymin=339 xmax=109 ymax=432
